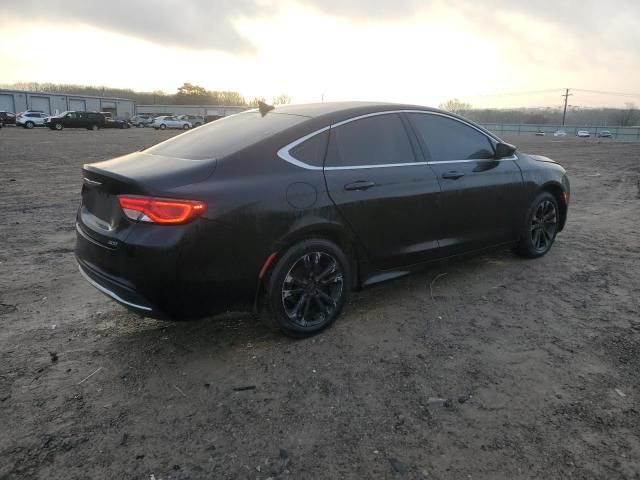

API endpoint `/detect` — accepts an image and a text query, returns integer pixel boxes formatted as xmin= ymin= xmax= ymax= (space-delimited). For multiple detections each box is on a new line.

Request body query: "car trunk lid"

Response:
xmin=79 ymin=152 xmax=216 ymax=247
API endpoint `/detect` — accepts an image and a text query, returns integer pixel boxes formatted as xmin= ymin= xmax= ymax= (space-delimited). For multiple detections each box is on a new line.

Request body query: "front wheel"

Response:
xmin=24 ymin=121 xmax=35 ymax=129
xmin=182 ymin=124 xmax=190 ymax=130
xmin=159 ymin=124 xmax=167 ymax=130
xmin=513 ymin=191 xmax=559 ymax=258
xmin=261 ymin=239 xmax=351 ymax=337
xmin=54 ymin=123 xmax=63 ymax=130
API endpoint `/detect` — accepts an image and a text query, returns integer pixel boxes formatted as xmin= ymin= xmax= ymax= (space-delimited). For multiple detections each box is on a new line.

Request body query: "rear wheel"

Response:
xmin=513 ymin=191 xmax=559 ymax=258
xmin=24 ymin=121 xmax=35 ymax=129
xmin=261 ymin=239 xmax=351 ymax=337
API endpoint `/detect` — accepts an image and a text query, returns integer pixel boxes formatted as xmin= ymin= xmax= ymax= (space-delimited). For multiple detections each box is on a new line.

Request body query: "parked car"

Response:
xmin=152 ymin=115 xmax=191 ymax=130
xmin=76 ymin=102 xmax=570 ymax=337
xmin=576 ymin=130 xmax=590 ymax=137
xmin=100 ymin=113 xmax=131 ymax=129
xmin=553 ymin=130 xmax=567 ymax=137
xmin=130 ymin=114 xmax=154 ymax=127
xmin=535 ymin=130 xmax=545 ymax=136
xmin=177 ymin=115 xmax=204 ymax=127
xmin=205 ymin=114 xmax=223 ymax=123
xmin=597 ymin=130 xmax=612 ymax=138
xmin=0 ymin=111 xmax=17 ymax=126
xmin=16 ymin=111 xmax=48 ymax=129
xmin=45 ymin=111 xmax=106 ymax=130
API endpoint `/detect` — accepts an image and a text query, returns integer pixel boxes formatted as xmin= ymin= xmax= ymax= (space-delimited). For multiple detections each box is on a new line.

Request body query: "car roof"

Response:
xmin=270 ymin=101 xmax=438 ymax=119
xmin=264 ymin=101 xmax=499 ymax=141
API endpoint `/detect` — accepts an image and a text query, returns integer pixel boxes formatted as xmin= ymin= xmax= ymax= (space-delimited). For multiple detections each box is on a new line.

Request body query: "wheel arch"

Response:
xmin=541 ymin=181 xmax=568 ymax=231
xmin=252 ymin=221 xmax=363 ymax=312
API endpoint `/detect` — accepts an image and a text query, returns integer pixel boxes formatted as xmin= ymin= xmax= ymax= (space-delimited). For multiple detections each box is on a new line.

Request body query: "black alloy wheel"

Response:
xmin=514 ymin=191 xmax=559 ymax=258
xmin=530 ymin=199 xmax=557 ymax=253
xmin=262 ymin=239 xmax=351 ymax=337
xmin=281 ymin=252 xmax=344 ymax=328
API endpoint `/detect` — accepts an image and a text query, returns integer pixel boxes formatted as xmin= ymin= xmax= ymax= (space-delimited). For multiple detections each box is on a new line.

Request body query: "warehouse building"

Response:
xmin=137 ymin=104 xmax=247 ymax=118
xmin=0 ymin=89 xmax=136 ymax=119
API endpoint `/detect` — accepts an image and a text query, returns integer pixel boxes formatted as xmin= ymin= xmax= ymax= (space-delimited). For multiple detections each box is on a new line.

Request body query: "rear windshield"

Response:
xmin=145 ymin=111 xmax=308 ymax=160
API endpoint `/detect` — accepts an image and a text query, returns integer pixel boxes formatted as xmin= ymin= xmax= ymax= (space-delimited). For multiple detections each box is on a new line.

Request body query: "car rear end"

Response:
xmin=15 ymin=113 xmax=27 ymax=127
xmin=76 ymin=151 xmax=218 ymax=318
xmin=76 ymin=110 xmax=315 ymax=319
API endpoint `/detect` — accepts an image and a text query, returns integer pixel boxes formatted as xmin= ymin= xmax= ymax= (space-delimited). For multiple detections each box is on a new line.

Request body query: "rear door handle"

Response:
xmin=441 ymin=171 xmax=465 ymax=180
xmin=344 ymin=181 xmax=376 ymax=191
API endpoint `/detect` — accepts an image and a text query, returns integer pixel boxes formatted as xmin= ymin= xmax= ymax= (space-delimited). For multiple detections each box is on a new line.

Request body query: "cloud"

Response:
xmin=0 ymin=0 xmax=275 ymax=53
xmin=2 ymin=0 xmax=639 ymax=61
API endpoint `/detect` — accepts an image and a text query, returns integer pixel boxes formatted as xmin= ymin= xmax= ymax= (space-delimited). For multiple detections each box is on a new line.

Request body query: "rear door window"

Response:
xmin=407 ymin=113 xmax=495 ymax=162
xmin=325 ymin=114 xmax=415 ymax=167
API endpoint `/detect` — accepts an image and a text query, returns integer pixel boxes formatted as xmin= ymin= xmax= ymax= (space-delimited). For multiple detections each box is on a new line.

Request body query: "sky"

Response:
xmin=1 ymin=0 xmax=640 ymax=108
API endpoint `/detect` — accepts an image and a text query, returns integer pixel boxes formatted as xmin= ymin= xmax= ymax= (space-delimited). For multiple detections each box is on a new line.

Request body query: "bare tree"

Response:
xmin=438 ymin=98 xmax=472 ymax=115
xmin=248 ymin=97 xmax=267 ymax=108
xmin=612 ymin=103 xmax=638 ymax=127
xmin=272 ymin=94 xmax=292 ymax=105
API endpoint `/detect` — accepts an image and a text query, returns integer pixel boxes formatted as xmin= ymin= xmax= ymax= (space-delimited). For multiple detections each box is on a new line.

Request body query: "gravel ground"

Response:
xmin=0 ymin=127 xmax=639 ymax=479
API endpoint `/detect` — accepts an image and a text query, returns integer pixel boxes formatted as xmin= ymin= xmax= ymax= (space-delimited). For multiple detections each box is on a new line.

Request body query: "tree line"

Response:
xmin=439 ymin=98 xmax=639 ymax=127
xmin=1 ymin=82 xmax=292 ymax=108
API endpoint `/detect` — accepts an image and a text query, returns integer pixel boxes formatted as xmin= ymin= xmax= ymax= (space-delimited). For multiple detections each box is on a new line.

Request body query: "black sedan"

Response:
xmin=76 ymin=102 xmax=570 ymax=337
xmin=103 ymin=118 xmax=131 ymax=129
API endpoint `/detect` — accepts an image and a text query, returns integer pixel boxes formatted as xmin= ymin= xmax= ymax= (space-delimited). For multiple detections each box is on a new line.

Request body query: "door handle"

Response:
xmin=344 ymin=181 xmax=376 ymax=191
xmin=442 ymin=171 xmax=465 ymax=180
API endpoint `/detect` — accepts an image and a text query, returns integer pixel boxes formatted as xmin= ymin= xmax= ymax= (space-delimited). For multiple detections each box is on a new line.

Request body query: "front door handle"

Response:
xmin=344 ymin=181 xmax=376 ymax=191
xmin=442 ymin=171 xmax=465 ymax=180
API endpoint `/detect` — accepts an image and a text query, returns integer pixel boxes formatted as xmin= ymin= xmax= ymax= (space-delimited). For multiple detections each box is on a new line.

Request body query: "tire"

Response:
xmin=159 ymin=124 xmax=167 ymax=130
xmin=513 ymin=191 xmax=559 ymax=258
xmin=182 ymin=124 xmax=190 ymax=130
xmin=261 ymin=239 xmax=351 ymax=337
xmin=25 ymin=121 xmax=35 ymax=129
xmin=54 ymin=123 xmax=63 ymax=131
xmin=91 ymin=124 xmax=99 ymax=131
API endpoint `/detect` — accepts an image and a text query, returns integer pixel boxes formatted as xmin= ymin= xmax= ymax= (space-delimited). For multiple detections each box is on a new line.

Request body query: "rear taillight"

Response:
xmin=118 ymin=196 xmax=206 ymax=225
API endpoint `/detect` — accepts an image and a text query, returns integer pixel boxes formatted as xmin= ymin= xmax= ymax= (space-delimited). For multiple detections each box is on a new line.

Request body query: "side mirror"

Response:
xmin=495 ymin=142 xmax=516 ymax=159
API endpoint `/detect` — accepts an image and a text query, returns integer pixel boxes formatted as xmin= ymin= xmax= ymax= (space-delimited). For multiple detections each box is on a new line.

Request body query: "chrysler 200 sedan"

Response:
xmin=76 ymin=102 xmax=570 ymax=337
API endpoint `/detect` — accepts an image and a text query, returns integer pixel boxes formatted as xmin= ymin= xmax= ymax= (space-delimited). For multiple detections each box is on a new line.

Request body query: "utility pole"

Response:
xmin=561 ymin=88 xmax=573 ymax=126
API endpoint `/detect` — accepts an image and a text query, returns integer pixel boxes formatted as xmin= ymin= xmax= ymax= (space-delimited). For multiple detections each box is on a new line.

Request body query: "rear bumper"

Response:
xmin=77 ymin=258 xmax=167 ymax=319
xmin=75 ymin=218 xmax=259 ymax=319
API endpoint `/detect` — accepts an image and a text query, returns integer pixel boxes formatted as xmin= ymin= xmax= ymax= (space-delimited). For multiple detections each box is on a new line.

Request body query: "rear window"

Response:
xmin=146 ymin=112 xmax=307 ymax=160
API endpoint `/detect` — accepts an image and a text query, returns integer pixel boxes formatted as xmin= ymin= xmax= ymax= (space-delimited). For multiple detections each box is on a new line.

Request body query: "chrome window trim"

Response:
xmin=276 ymin=126 xmax=329 ymax=171
xmin=78 ymin=264 xmax=153 ymax=312
xmin=277 ymin=109 xmax=511 ymax=170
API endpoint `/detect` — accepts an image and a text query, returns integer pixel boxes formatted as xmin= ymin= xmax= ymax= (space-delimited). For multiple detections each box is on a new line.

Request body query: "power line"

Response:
xmin=573 ymin=88 xmax=640 ymax=98
xmin=462 ymin=88 xmax=563 ymax=98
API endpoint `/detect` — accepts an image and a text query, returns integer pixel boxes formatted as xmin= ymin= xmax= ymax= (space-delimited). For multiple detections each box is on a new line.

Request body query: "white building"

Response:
xmin=0 ymin=89 xmax=136 ymax=119
xmin=136 ymin=104 xmax=247 ymax=118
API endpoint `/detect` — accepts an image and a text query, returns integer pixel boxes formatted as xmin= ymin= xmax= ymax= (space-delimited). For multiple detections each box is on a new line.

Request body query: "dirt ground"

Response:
xmin=0 ymin=126 xmax=639 ymax=480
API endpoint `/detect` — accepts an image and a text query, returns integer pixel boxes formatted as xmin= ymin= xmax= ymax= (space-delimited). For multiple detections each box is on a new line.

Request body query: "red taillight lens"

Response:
xmin=118 ymin=196 xmax=206 ymax=225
